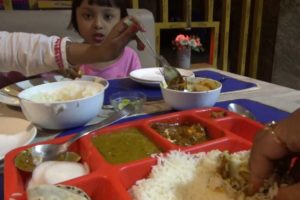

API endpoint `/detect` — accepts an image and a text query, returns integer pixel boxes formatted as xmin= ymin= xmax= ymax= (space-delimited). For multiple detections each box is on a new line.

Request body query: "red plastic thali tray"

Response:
xmin=4 ymin=107 xmax=263 ymax=200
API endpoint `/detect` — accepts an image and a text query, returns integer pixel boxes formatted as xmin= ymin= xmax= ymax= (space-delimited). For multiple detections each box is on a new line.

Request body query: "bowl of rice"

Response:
xmin=18 ymin=79 xmax=108 ymax=130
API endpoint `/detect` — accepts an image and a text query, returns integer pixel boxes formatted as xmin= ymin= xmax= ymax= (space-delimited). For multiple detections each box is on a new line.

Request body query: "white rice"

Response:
xmin=130 ymin=150 xmax=278 ymax=200
xmin=30 ymin=83 xmax=103 ymax=103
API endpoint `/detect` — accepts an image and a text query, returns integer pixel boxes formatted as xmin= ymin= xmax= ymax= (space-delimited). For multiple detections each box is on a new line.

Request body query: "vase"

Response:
xmin=176 ymin=47 xmax=191 ymax=69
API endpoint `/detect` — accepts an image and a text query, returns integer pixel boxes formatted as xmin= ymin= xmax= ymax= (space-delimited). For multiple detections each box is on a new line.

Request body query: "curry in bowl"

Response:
xmin=160 ymin=77 xmax=222 ymax=110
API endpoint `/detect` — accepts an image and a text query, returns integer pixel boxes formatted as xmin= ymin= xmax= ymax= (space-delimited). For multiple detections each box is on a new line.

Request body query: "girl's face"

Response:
xmin=76 ymin=0 xmax=121 ymax=44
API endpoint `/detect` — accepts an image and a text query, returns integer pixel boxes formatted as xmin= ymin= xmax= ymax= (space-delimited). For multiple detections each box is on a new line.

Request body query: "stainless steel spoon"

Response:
xmin=0 ymin=84 xmax=22 ymax=98
xmin=123 ymin=18 xmax=185 ymax=88
xmin=227 ymin=103 xmax=256 ymax=120
xmin=0 ymin=77 xmax=59 ymax=98
xmin=137 ymin=31 xmax=185 ymax=89
xmin=18 ymin=104 xmax=136 ymax=166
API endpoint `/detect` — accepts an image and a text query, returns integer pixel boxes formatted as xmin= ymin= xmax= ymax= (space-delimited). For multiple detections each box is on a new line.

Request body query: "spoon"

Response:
xmin=0 ymin=76 xmax=59 ymax=98
xmin=15 ymin=104 xmax=136 ymax=168
xmin=0 ymin=84 xmax=22 ymax=98
xmin=227 ymin=103 xmax=256 ymax=120
xmin=140 ymin=33 xmax=184 ymax=88
xmin=157 ymin=56 xmax=185 ymax=90
xmin=123 ymin=18 xmax=185 ymax=88
xmin=131 ymin=20 xmax=184 ymax=88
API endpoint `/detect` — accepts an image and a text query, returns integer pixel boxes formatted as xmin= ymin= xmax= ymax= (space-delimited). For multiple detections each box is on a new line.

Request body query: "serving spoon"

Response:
xmin=123 ymin=18 xmax=185 ymax=89
xmin=0 ymin=73 xmax=81 ymax=98
xmin=14 ymin=104 xmax=136 ymax=170
xmin=137 ymin=31 xmax=185 ymax=89
xmin=0 ymin=76 xmax=60 ymax=98
xmin=227 ymin=103 xmax=256 ymax=120
xmin=0 ymin=84 xmax=22 ymax=98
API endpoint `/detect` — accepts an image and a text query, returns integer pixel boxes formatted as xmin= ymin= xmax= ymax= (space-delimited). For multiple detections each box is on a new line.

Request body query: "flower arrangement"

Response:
xmin=172 ymin=34 xmax=204 ymax=52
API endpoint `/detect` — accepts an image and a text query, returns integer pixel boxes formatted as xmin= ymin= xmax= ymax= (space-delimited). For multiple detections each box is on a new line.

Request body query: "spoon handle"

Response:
xmin=137 ymin=31 xmax=169 ymax=69
xmin=62 ymin=104 xmax=136 ymax=148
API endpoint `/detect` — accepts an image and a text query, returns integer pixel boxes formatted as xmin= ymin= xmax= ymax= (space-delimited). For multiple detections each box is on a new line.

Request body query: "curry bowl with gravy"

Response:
xmin=160 ymin=77 xmax=222 ymax=110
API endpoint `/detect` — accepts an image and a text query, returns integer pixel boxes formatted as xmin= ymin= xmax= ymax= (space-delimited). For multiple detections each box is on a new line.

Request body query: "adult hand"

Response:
xmin=249 ymin=108 xmax=300 ymax=200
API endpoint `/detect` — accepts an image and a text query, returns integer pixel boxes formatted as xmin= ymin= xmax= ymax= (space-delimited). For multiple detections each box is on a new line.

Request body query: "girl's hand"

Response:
xmin=101 ymin=16 xmax=145 ymax=59
xmin=66 ymin=16 xmax=145 ymax=67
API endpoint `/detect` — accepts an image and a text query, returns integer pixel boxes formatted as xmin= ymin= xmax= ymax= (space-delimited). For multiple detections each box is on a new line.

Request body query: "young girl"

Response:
xmin=70 ymin=0 xmax=143 ymax=79
xmin=0 ymin=17 xmax=144 ymax=88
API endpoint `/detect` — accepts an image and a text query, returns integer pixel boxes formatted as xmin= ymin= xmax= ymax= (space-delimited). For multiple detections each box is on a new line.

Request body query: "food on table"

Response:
xmin=27 ymin=184 xmax=91 ymax=200
xmin=151 ymin=122 xmax=210 ymax=146
xmin=117 ymin=98 xmax=131 ymax=110
xmin=130 ymin=150 xmax=279 ymax=200
xmin=92 ymin=128 xmax=162 ymax=164
xmin=14 ymin=150 xmax=81 ymax=172
xmin=160 ymin=77 xmax=222 ymax=110
xmin=166 ymin=77 xmax=221 ymax=92
xmin=186 ymin=78 xmax=220 ymax=92
xmin=18 ymin=80 xmax=108 ymax=130
xmin=28 ymin=82 xmax=104 ymax=103
xmin=114 ymin=98 xmax=143 ymax=111
xmin=211 ymin=110 xmax=227 ymax=119
xmin=27 ymin=161 xmax=89 ymax=189
xmin=109 ymin=91 xmax=146 ymax=112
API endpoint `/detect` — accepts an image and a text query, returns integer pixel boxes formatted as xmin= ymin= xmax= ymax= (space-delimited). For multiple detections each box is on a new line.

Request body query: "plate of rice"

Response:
xmin=130 ymin=150 xmax=279 ymax=200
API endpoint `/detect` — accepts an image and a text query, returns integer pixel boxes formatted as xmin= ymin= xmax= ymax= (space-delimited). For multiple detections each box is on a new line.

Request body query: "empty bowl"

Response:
xmin=160 ymin=77 xmax=222 ymax=110
xmin=18 ymin=79 xmax=109 ymax=130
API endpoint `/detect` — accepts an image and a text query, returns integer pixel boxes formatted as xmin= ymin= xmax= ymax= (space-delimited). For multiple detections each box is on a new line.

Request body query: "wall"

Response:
xmin=272 ymin=0 xmax=300 ymax=89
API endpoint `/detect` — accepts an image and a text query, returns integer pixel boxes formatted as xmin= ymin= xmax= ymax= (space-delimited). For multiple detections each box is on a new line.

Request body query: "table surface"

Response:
xmin=1 ymin=68 xmax=300 ymax=199
xmin=1 ymin=67 xmax=300 ymax=147
xmin=2 ymin=68 xmax=299 ymax=115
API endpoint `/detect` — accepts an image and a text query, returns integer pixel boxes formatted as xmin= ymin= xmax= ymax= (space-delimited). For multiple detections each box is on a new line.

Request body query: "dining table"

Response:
xmin=1 ymin=67 xmax=300 ymax=200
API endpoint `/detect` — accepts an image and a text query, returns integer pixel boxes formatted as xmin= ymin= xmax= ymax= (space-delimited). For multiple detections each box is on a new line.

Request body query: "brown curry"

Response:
xmin=151 ymin=122 xmax=210 ymax=146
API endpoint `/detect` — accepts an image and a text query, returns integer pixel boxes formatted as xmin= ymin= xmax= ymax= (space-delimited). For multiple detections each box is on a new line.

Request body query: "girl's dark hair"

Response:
xmin=70 ymin=0 xmax=129 ymax=33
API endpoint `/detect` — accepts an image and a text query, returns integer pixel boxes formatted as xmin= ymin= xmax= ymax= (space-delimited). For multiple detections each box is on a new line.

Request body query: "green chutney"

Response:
xmin=92 ymin=128 xmax=161 ymax=164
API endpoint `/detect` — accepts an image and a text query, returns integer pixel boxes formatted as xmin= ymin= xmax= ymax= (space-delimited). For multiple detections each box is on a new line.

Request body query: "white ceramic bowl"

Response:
xmin=160 ymin=77 xmax=222 ymax=110
xmin=18 ymin=79 xmax=109 ymax=130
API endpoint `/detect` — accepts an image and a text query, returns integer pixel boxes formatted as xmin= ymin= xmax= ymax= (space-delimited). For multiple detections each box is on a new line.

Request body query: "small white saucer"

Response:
xmin=0 ymin=117 xmax=37 ymax=160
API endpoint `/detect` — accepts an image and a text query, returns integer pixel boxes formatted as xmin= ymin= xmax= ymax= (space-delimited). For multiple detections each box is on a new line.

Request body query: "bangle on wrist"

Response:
xmin=264 ymin=121 xmax=286 ymax=147
xmin=54 ymin=38 xmax=64 ymax=69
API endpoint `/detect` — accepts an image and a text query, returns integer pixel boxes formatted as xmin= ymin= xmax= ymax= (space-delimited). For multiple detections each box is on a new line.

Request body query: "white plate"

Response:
xmin=129 ymin=67 xmax=195 ymax=87
xmin=0 ymin=92 xmax=20 ymax=106
xmin=0 ymin=75 xmax=104 ymax=107
xmin=0 ymin=75 xmax=69 ymax=107
xmin=129 ymin=76 xmax=163 ymax=87
xmin=0 ymin=117 xmax=37 ymax=160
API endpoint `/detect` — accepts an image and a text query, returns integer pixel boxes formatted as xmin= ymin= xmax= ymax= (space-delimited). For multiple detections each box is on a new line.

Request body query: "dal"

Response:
xmin=92 ymin=128 xmax=161 ymax=164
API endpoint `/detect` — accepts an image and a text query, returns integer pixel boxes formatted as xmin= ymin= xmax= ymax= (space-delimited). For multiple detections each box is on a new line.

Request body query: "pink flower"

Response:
xmin=172 ymin=34 xmax=204 ymax=52
xmin=195 ymin=38 xmax=201 ymax=46
xmin=175 ymin=34 xmax=186 ymax=43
